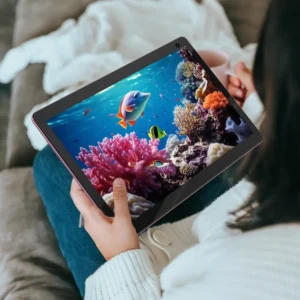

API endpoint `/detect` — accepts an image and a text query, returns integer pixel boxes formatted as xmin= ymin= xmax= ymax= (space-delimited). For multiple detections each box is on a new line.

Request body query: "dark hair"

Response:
xmin=228 ymin=0 xmax=300 ymax=231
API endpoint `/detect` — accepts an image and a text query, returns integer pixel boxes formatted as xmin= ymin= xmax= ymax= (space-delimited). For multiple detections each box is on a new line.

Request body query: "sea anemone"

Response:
xmin=206 ymin=143 xmax=234 ymax=166
xmin=102 ymin=191 xmax=155 ymax=219
xmin=195 ymin=79 xmax=218 ymax=101
xmin=203 ymin=91 xmax=229 ymax=110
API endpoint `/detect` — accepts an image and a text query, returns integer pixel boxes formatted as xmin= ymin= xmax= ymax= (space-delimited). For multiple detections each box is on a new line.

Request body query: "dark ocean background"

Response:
xmin=48 ymin=50 xmax=184 ymax=169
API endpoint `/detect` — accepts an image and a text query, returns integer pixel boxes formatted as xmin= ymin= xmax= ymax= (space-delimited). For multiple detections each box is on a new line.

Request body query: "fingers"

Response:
xmin=229 ymin=75 xmax=242 ymax=88
xmin=113 ymin=178 xmax=130 ymax=220
xmin=70 ymin=179 xmax=105 ymax=222
xmin=235 ymin=62 xmax=254 ymax=92
xmin=228 ymin=84 xmax=244 ymax=99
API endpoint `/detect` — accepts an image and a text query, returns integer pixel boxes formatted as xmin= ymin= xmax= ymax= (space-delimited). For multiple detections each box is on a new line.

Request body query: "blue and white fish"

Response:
xmin=116 ymin=91 xmax=151 ymax=129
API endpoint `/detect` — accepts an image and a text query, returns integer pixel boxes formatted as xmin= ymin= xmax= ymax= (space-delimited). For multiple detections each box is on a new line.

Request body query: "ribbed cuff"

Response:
xmin=85 ymin=249 xmax=160 ymax=300
xmin=242 ymin=91 xmax=264 ymax=127
xmin=145 ymin=213 xmax=199 ymax=262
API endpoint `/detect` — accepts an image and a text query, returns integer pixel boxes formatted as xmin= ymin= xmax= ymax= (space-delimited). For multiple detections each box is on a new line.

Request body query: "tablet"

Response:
xmin=33 ymin=37 xmax=262 ymax=234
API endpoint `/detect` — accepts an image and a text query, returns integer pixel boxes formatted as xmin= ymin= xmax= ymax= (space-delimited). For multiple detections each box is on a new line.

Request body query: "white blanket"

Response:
xmin=0 ymin=0 xmax=256 ymax=151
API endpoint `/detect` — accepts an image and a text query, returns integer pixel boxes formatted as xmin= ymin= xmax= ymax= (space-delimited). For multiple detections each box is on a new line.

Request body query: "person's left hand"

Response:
xmin=70 ymin=178 xmax=140 ymax=261
xmin=228 ymin=62 xmax=255 ymax=106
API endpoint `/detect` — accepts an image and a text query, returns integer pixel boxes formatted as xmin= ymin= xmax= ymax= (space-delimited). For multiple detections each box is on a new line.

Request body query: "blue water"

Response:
xmin=48 ymin=50 xmax=184 ymax=168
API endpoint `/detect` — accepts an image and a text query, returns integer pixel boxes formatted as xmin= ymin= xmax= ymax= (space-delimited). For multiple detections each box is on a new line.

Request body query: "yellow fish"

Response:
xmin=148 ymin=126 xmax=167 ymax=139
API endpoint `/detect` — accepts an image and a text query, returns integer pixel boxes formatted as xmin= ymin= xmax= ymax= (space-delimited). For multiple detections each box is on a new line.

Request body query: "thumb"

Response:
xmin=113 ymin=178 xmax=130 ymax=219
xmin=235 ymin=62 xmax=254 ymax=91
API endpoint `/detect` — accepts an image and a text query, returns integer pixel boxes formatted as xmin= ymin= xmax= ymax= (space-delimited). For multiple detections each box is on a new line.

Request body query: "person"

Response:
xmin=33 ymin=0 xmax=300 ymax=299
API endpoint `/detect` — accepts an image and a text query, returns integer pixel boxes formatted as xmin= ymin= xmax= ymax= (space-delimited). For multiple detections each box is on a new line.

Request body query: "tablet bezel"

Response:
xmin=33 ymin=37 xmax=262 ymax=234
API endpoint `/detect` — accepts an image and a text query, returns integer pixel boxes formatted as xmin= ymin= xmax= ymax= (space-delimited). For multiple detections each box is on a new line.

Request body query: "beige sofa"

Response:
xmin=0 ymin=1 xmax=270 ymax=299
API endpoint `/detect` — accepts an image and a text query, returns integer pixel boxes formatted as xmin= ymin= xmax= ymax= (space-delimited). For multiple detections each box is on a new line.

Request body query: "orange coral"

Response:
xmin=203 ymin=91 xmax=228 ymax=110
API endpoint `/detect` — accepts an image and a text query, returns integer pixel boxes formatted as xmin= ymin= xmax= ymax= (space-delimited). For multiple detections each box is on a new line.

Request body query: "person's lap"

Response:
xmin=33 ymin=146 xmax=237 ymax=297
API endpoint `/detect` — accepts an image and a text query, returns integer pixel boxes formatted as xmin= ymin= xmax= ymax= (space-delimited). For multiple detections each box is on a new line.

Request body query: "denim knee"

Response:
xmin=33 ymin=146 xmax=59 ymax=192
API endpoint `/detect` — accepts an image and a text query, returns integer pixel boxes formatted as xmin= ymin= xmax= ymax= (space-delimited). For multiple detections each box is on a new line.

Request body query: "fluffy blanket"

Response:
xmin=0 ymin=0 xmax=255 ymax=150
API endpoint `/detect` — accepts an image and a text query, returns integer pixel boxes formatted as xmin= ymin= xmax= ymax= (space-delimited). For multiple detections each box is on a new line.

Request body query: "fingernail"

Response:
xmin=236 ymin=90 xmax=243 ymax=97
xmin=114 ymin=178 xmax=123 ymax=188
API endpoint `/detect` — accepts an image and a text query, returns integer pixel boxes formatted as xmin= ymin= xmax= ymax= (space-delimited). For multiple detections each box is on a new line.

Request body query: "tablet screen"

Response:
xmin=47 ymin=47 xmax=253 ymax=219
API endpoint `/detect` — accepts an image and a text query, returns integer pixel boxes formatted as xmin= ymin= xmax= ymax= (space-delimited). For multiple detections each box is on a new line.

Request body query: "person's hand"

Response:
xmin=70 ymin=178 xmax=140 ymax=260
xmin=228 ymin=62 xmax=255 ymax=106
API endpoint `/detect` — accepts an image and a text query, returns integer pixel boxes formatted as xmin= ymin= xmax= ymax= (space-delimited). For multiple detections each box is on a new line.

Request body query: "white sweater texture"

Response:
xmin=85 ymin=94 xmax=300 ymax=300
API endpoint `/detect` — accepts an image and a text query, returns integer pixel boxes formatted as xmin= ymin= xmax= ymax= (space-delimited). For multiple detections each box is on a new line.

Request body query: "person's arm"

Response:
xmin=242 ymin=91 xmax=264 ymax=127
xmin=85 ymin=249 xmax=161 ymax=300
xmin=70 ymin=179 xmax=163 ymax=300
xmin=228 ymin=62 xmax=264 ymax=127
xmin=83 ymin=178 xmax=256 ymax=300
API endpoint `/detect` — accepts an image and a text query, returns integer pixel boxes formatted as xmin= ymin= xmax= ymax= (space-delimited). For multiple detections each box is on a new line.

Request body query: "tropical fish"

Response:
xmin=115 ymin=91 xmax=151 ymax=129
xmin=148 ymin=125 xmax=167 ymax=139
xmin=151 ymin=161 xmax=166 ymax=167
xmin=151 ymin=161 xmax=170 ymax=168
xmin=152 ymin=161 xmax=164 ymax=166
xmin=152 ymin=114 xmax=159 ymax=119
xmin=83 ymin=108 xmax=91 ymax=116
xmin=159 ymin=93 xmax=165 ymax=99
xmin=191 ymin=111 xmax=197 ymax=116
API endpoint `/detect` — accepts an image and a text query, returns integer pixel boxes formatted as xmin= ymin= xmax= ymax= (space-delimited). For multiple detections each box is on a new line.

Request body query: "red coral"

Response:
xmin=203 ymin=91 xmax=228 ymax=110
xmin=76 ymin=132 xmax=173 ymax=199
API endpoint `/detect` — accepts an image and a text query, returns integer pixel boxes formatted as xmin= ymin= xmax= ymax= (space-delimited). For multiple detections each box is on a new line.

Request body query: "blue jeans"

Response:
xmin=33 ymin=146 xmax=236 ymax=297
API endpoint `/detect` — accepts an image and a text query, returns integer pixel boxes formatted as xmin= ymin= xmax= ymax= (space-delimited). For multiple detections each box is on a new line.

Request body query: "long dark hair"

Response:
xmin=228 ymin=0 xmax=300 ymax=231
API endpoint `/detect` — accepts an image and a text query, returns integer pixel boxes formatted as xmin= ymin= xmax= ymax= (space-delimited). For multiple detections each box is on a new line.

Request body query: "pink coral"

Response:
xmin=76 ymin=132 xmax=176 ymax=199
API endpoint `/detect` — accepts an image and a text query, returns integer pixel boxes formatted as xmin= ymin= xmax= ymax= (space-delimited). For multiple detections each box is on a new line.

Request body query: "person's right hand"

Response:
xmin=228 ymin=62 xmax=255 ymax=106
xmin=70 ymin=178 xmax=140 ymax=261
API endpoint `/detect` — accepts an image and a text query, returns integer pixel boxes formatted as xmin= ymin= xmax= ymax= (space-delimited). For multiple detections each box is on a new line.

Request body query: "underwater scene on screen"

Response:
xmin=47 ymin=47 xmax=252 ymax=219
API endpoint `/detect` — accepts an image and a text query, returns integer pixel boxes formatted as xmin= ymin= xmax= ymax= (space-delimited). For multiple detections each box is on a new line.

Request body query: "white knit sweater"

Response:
xmin=85 ymin=94 xmax=300 ymax=300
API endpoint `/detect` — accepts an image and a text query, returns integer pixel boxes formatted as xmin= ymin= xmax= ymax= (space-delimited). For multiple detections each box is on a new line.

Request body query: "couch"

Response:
xmin=0 ymin=1 xmax=270 ymax=299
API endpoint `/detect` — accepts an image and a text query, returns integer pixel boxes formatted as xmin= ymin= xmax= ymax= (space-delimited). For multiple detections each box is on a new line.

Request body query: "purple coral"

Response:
xmin=195 ymin=103 xmax=238 ymax=146
xmin=76 ymin=132 xmax=176 ymax=199
xmin=170 ymin=141 xmax=208 ymax=178
xmin=225 ymin=117 xmax=252 ymax=143
xmin=173 ymin=100 xmax=236 ymax=145
xmin=179 ymin=47 xmax=194 ymax=62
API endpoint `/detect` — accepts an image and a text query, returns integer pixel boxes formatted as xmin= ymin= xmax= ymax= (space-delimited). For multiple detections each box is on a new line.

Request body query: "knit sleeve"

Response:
xmin=192 ymin=179 xmax=255 ymax=241
xmin=84 ymin=249 xmax=161 ymax=300
xmin=242 ymin=91 xmax=264 ymax=127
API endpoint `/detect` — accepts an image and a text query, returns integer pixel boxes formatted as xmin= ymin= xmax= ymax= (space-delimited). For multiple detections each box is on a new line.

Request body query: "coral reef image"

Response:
xmin=47 ymin=47 xmax=252 ymax=219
